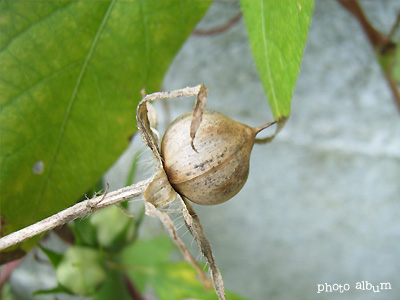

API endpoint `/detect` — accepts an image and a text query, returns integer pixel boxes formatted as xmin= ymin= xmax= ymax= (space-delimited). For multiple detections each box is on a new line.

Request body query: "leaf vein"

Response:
xmin=37 ymin=0 xmax=117 ymax=207
xmin=0 ymin=2 xmax=72 ymax=52
xmin=260 ymin=0 xmax=279 ymax=116
xmin=139 ymin=0 xmax=150 ymax=88
xmin=0 ymin=59 xmax=81 ymax=114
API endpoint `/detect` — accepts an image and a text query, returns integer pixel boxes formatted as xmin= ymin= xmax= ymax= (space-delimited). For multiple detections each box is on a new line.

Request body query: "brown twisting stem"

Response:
xmin=193 ymin=12 xmax=242 ymax=36
xmin=337 ymin=0 xmax=400 ymax=113
xmin=337 ymin=0 xmax=389 ymax=48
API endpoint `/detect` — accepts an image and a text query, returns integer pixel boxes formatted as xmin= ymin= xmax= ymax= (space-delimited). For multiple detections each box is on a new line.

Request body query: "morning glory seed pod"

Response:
xmin=161 ymin=110 xmax=273 ymax=205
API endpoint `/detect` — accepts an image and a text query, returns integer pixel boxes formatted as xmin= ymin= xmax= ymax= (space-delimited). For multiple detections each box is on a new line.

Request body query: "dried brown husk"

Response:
xmin=136 ymin=84 xmax=226 ymax=300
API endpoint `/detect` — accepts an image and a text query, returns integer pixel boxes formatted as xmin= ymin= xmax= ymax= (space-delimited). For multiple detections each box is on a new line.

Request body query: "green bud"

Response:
xmin=90 ymin=205 xmax=135 ymax=251
xmin=56 ymin=246 xmax=106 ymax=296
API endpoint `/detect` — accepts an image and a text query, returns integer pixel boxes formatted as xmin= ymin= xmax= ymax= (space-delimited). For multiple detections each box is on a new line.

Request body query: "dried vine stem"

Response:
xmin=0 ymin=178 xmax=152 ymax=251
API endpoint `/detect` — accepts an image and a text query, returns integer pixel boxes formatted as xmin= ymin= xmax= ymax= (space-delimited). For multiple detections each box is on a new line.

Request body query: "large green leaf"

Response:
xmin=0 ymin=0 xmax=212 ymax=249
xmin=240 ymin=0 xmax=314 ymax=121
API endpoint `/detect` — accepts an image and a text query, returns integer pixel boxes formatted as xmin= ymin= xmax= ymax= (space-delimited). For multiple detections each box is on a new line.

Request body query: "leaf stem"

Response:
xmin=254 ymin=120 xmax=277 ymax=134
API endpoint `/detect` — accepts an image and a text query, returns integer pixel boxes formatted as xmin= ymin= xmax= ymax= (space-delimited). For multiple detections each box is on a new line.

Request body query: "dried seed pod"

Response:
xmin=161 ymin=110 xmax=273 ymax=205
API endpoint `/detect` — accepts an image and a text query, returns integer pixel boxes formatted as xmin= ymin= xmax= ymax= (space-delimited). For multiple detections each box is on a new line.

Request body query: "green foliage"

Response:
xmin=93 ymin=269 xmax=131 ymax=300
xmin=122 ymin=236 xmax=175 ymax=292
xmin=56 ymin=246 xmax=107 ymax=296
xmin=391 ymin=37 xmax=400 ymax=83
xmin=38 ymin=245 xmax=64 ymax=268
xmin=72 ymin=216 xmax=99 ymax=248
xmin=0 ymin=0 xmax=212 ymax=249
xmin=90 ymin=205 xmax=136 ymax=252
xmin=122 ymin=236 xmax=248 ymax=300
xmin=1 ymin=282 xmax=11 ymax=300
xmin=33 ymin=284 xmax=72 ymax=297
xmin=37 ymin=232 xmax=248 ymax=299
xmin=240 ymin=0 xmax=314 ymax=121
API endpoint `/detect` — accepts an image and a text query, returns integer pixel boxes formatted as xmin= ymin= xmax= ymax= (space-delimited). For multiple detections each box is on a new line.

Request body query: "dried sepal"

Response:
xmin=143 ymin=169 xmax=176 ymax=207
xmin=136 ymin=85 xmax=205 ymax=164
xmin=144 ymin=202 xmax=212 ymax=290
xmin=190 ymin=83 xmax=209 ymax=151
xmin=137 ymin=101 xmax=162 ymax=162
xmin=178 ymin=196 xmax=226 ymax=300
xmin=146 ymin=102 xmax=158 ymax=130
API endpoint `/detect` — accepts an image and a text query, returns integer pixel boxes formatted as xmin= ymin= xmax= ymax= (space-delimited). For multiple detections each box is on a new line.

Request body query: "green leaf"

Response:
xmin=240 ymin=0 xmax=314 ymax=121
xmin=33 ymin=284 xmax=73 ymax=296
xmin=1 ymin=282 xmax=12 ymax=300
xmin=392 ymin=37 xmax=400 ymax=83
xmin=120 ymin=150 xmax=141 ymax=209
xmin=71 ymin=216 xmax=99 ymax=247
xmin=121 ymin=235 xmax=175 ymax=292
xmin=93 ymin=269 xmax=131 ymax=300
xmin=0 ymin=0 xmax=212 ymax=249
xmin=149 ymin=262 xmax=219 ymax=300
xmin=56 ymin=246 xmax=106 ymax=296
xmin=122 ymin=236 xmax=249 ymax=300
xmin=149 ymin=262 xmax=249 ymax=300
xmin=38 ymin=244 xmax=64 ymax=268
xmin=90 ymin=205 xmax=135 ymax=251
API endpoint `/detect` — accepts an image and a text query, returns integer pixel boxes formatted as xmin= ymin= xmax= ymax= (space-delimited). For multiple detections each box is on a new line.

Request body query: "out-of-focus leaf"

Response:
xmin=33 ymin=284 xmax=72 ymax=296
xmin=38 ymin=244 xmax=64 ymax=268
xmin=93 ymin=269 xmax=131 ymax=300
xmin=71 ymin=217 xmax=98 ymax=247
xmin=149 ymin=262 xmax=249 ymax=300
xmin=393 ymin=37 xmax=400 ymax=83
xmin=90 ymin=205 xmax=135 ymax=251
xmin=121 ymin=236 xmax=175 ymax=292
xmin=240 ymin=0 xmax=314 ymax=121
xmin=0 ymin=0 xmax=212 ymax=250
xmin=1 ymin=282 xmax=12 ymax=300
xmin=56 ymin=246 xmax=106 ymax=296
xmin=120 ymin=150 xmax=141 ymax=209
xmin=122 ymin=236 xmax=249 ymax=300
xmin=150 ymin=262 xmax=218 ymax=300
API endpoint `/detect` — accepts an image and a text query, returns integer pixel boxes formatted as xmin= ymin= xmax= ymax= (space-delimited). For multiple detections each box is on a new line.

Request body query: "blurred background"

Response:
xmin=9 ymin=1 xmax=400 ymax=299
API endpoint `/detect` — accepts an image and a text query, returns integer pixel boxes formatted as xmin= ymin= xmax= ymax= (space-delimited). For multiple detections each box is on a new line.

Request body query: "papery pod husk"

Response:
xmin=161 ymin=110 xmax=257 ymax=205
